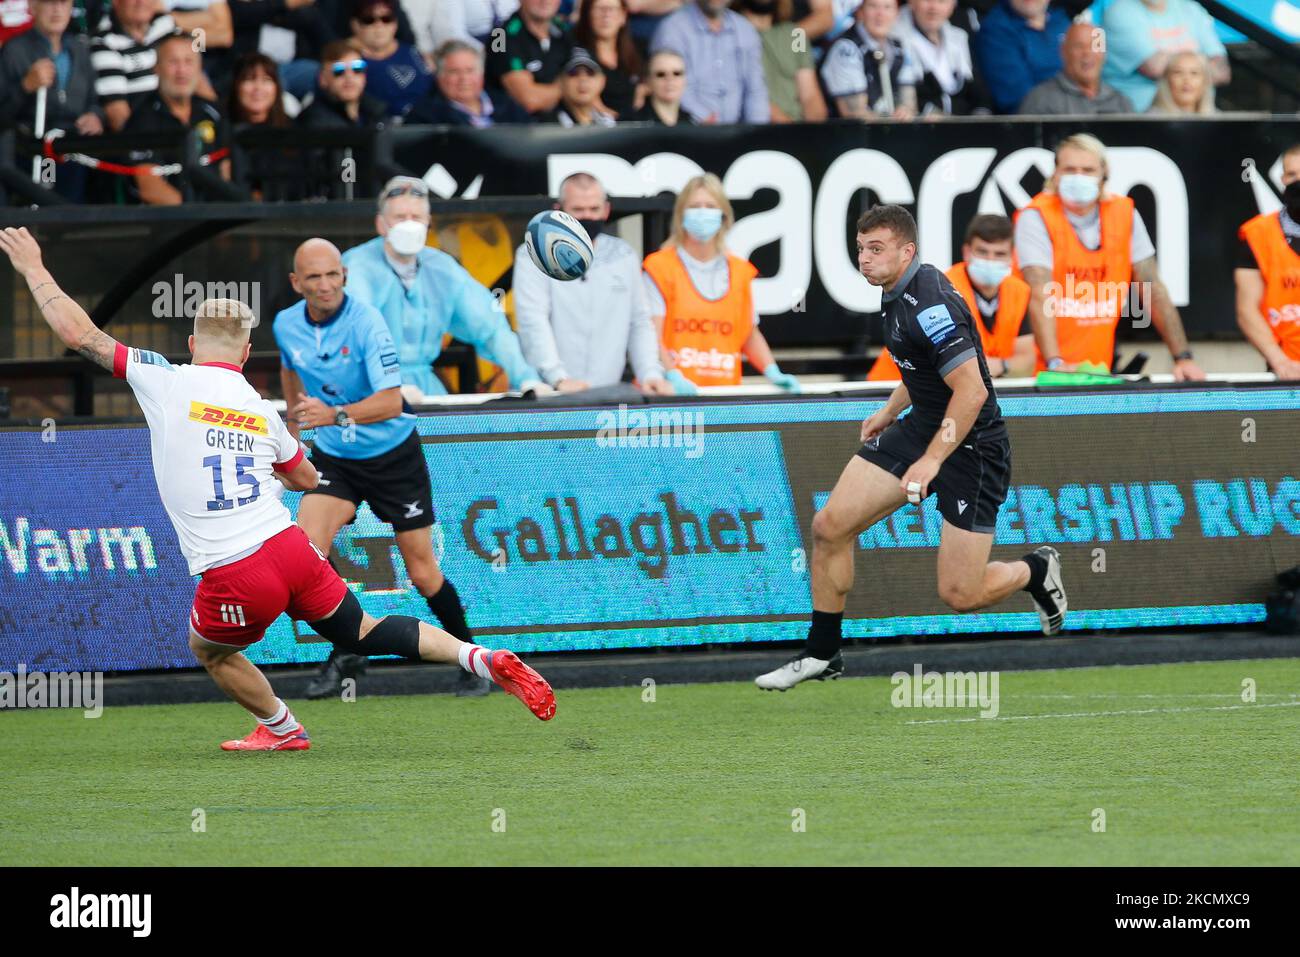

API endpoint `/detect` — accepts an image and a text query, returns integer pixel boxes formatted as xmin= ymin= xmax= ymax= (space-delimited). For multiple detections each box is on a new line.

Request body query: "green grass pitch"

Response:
xmin=3 ymin=658 xmax=1297 ymax=866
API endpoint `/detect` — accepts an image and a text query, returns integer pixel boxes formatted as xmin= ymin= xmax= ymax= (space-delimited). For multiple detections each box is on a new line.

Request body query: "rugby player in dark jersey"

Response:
xmin=757 ymin=205 xmax=1067 ymax=691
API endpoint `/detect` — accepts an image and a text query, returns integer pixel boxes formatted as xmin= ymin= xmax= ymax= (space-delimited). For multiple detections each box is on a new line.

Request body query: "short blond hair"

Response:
xmin=1048 ymin=133 xmax=1109 ymax=193
xmin=665 ymin=173 xmax=733 ymax=255
xmin=194 ymin=298 xmax=256 ymax=347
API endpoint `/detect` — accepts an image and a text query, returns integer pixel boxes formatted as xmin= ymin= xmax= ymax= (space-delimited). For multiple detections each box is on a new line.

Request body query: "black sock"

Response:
xmin=806 ymin=610 xmax=843 ymax=660
xmin=1022 ymin=551 xmax=1048 ymax=594
xmin=425 ymin=579 xmax=472 ymax=644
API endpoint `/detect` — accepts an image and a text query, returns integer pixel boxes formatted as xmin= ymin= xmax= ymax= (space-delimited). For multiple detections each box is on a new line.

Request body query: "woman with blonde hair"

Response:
xmin=1149 ymin=51 xmax=1217 ymax=115
xmin=642 ymin=173 xmax=800 ymax=394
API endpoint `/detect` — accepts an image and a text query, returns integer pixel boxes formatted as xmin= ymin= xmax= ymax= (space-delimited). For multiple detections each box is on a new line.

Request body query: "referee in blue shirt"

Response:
xmin=275 ymin=238 xmax=489 ymax=698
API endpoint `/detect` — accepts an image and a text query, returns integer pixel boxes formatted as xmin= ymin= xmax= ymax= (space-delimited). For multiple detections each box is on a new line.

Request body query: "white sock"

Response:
xmin=456 ymin=643 xmax=494 ymax=680
xmin=258 ymin=699 xmax=300 ymax=736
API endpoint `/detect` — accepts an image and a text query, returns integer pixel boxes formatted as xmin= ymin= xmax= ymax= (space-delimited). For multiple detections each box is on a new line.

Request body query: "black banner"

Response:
xmin=388 ymin=118 xmax=1300 ymax=347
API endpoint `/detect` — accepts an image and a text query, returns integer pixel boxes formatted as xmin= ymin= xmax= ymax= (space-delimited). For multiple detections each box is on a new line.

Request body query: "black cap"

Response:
xmin=563 ymin=48 xmax=603 ymax=76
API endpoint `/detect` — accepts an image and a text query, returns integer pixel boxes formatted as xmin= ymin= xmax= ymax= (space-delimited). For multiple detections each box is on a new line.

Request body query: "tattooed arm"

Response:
xmin=0 ymin=227 xmax=121 ymax=373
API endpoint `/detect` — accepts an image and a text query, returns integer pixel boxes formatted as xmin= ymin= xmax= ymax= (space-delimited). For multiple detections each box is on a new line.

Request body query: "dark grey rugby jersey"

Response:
xmin=878 ymin=259 xmax=1005 ymax=441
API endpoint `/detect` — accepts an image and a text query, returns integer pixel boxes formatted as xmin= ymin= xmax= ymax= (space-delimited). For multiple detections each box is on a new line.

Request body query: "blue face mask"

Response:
xmin=1058 ymin=173 xmax=1101 ymax=206
xmin=966 ymin=257 xmax=1012 ymax=289
xmin=682 ymin=207 xmax=724 ymax=242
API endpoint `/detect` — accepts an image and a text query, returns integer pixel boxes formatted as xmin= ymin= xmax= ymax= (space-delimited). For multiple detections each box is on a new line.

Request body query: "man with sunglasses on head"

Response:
xmin=310 ymin=175 xmax=545 ymax=697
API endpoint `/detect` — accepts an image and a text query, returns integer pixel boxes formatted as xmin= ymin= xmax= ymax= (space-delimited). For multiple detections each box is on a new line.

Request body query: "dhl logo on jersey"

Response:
xmin=188 ymin=402 xmax=269 ymax=435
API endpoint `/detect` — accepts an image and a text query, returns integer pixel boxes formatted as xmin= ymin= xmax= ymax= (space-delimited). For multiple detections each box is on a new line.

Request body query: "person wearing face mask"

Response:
xmin=1234 ymin=143 xmax=1300 ymax=381
xmin=869 ymin=214 xmax=1035 ymax=380
xmin=1014 ymin=133 xmax=1205 ymax=379
xmin=514 ymin=172 xmax=674 ymax=394
xmin=643 ymin=173 xmax=799 ymax=393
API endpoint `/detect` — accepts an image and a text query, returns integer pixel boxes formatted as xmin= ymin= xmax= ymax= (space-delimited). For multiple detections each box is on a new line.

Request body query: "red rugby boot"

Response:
xmin=488 ymin=650 xmax=556 ymax=721
xmin=220 ymin=724 xmax=311 ymax=751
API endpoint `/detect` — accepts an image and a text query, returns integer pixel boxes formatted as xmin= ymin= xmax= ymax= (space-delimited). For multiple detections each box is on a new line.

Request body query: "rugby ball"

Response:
xmin=525 ymin=210 xmax=593 ymax=281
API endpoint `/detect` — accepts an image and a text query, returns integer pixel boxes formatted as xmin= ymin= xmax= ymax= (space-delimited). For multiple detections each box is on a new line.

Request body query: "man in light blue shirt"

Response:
xmin=341 ymin=175 xmax=544 ymax=398
xmin=514 ymin=172 xmax=673 ymax=393
xmin=276 ymin=238 xmax=491 ymax=699
xmin=650 ymin=0 xmax=769 ymax=124
xmin=1098 ymin=0 xmax=1228 ymax=113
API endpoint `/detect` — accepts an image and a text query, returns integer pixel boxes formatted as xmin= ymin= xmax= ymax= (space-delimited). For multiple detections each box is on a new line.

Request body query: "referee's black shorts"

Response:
xmin=857 ymin=420 xmax=1010 ymax=534
xmin=304 ymin=431 xmax=435 ymax=532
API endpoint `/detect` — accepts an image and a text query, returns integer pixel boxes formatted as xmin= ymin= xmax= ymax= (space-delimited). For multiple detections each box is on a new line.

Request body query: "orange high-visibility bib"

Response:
xmin=1019 ymin=192 xmax=1133 ymax=371
xmin=866 ymin=261 xmax=1030 ymax=380
xmin=1239 ymin=211 xmax=1300 ymax=362
xmin=644 ymin=247 xmax=756 ymax=387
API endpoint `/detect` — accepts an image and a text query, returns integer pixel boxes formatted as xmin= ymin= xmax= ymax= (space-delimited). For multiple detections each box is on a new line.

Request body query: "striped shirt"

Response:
xmin=91 ymin=11 xmax=176 ymax=105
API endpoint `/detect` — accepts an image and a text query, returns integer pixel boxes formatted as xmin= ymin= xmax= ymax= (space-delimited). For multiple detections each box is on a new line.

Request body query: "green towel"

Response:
xmin=1034 ymin=361 xmax=1125 ymax=386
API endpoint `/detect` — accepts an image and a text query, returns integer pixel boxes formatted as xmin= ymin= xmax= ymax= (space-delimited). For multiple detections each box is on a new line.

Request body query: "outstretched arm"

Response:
xmin=0 ymin=227 xmax=120 ymax=372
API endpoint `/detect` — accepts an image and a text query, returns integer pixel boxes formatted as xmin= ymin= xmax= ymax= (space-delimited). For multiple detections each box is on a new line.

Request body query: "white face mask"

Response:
xmin=966 ymin=257 xmax=1012 ymax=289
xmin=387 ymin=219 xmax=428 ymax=257
xmin=1058 ymin=173 xmax=1101 ymax=206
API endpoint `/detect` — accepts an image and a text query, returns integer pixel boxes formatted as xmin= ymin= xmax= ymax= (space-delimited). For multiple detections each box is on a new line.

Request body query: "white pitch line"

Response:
xmin=904 ymin=700 xmax=1300 ymax=725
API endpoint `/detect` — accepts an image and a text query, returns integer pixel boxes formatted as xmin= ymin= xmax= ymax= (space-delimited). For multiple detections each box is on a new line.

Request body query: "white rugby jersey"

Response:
xmin=113 ymin=344 xmax=303 ymax=575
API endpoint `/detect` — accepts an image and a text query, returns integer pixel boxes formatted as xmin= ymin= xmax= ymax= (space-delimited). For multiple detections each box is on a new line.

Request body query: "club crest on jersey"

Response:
xmin=188 ymin=402 xmax=269 ymax=435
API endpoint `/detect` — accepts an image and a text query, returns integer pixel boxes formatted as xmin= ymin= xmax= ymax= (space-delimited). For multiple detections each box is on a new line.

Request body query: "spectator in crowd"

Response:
xmin=1018 ymin=21 xmax=1131 ymax=115
xmin=1147 ymin=49 xmax=1215 ymax=114
xmin=515 ymin=172 xmax=673 ymax=394
xmin=542 ymin=46 xmax=616 ymax=125
xmin=974 ymin=0 xmax=1069 ymax=113
xmin=348 ymin=0 xmax=431 ymax=118
xmin=0 ymin=0 xmax=102 ymax=201
xmin=1015 ymin=132 xmax=1204 ymax=378
xmin=407 ymin=38 xmax=532 ymax=125
xmin=820 ymin=0 xmax=918 ymax=120
xmin=410 ymin=0 xmax=519 ymax=61
xmin=895 ymin=0 xmax=989 ymax=116
xmin=626 ymin=0 xmax=684 ymax=46
xmin=733 ymin=0 xmax=827 ymax=122
xmin=650 ymin=0 xmax=768 ymax=124
xmin=792 ymin=0 xmax=858 ymax=43
xmin=627 ymin=46 xmax=694 ymax=122
xmin=125 ymin=31 xmax=230 ymax=205
xmin=295 ymin=39 xmax=386 ymax=128
xmin=869 ymin=213 xmax=1036 ymax=379
xmin=643 ymin=173 xmax=800 ymax=393
xmin=486 ymin=0 xmax=574 ymax=116
xmin=222 ymin=0 xmax=331 ymax=103
xmin=160 ymin=0 xmax=234 ymax=86
xmin=341 ymin=173 xmax=543 ymax=400
xmin=1099 ymin=0 xmax=1227 ymax=114
xmin=0 ymin=0 xmax=32 ymax=43
xmin=92 ymin=0 xmax=181 ymax=130
xmin=226 ymin=51 xmax=301 ymax=199
xmin=575 ymin=0 xmax=642 ymax=117
xmin=1234 ymin=143 xmax=1300 ymax=381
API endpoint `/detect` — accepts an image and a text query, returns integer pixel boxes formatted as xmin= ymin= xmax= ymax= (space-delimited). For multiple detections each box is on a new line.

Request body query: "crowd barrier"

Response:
xmin=2 ymin=383 xmax=1297 ymax=673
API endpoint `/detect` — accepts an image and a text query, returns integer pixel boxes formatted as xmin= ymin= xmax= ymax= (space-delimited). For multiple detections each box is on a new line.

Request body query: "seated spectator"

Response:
xmin=542 ymin=47 xmax=616 ymax=125
xmin=895 ymin=0 xmax=989 ymax=116
xmin=626 ymin=47 xmax=695 ymax=122
xmin=409 ymin=0 xmax=519 ymax=62
xmin=161 ymin=0 xmax=233 ymax=84
xmin=1235 ymin=142 xmax=1300 ymax=380
xmin=734 ymin=0 xmax=827 ymax=122
xmin=515 ymin=171 xmax=673 ymax=394
xmin=643 ymin=172 xmax=800 ymax=393
xmin=820 ymin=0 xmax=918 ymax=120
xmin=0 ymin=0 xmax=102 ymax=201
xmin=125 ymin=31 xmax=230 ymax=205
xmin=626 ymin=0 xmax=684 ymax=47
xmin=1019 ymin=22 xmax=1131 ymax=115
xmin=226 ymin=51 xmax=301 ymax=199
xmin=407 ymin=38 xmax=532 ymax=125
xmin=1147 ymin=49 xmax=1215 ymax=115
xmin=1100 ymin=0 xmax=1227 ymax=114
xmin=650 ymin=0 xmax=768 ymax=124
xmin=1 ymin=0 xmax=32 ymax=43
xmin=575 ymin=0 xmax=641 ymax=117
xmin=974 ymin=0 xmax=1069 ymax=113
xmin=92 ymin=0 xmax=182 ymax=130
xmin=220 ymin=0 xmax=331 ymax=103
xmin=348 ymin=0 xmax=431 ymax=118
xmin=297 ymin=39 xmax=386 ymax=127
xmin=486 ymin=0 xmax=574 ymax=116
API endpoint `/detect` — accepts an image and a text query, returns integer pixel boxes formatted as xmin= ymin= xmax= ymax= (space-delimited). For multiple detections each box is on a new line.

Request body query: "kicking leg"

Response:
xmin=756 ymin=456 xmax=907 ymax=691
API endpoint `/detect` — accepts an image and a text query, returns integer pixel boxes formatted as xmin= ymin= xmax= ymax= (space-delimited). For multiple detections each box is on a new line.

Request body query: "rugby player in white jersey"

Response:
xmin=1 ymin=227 xmax=556 ymax=749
